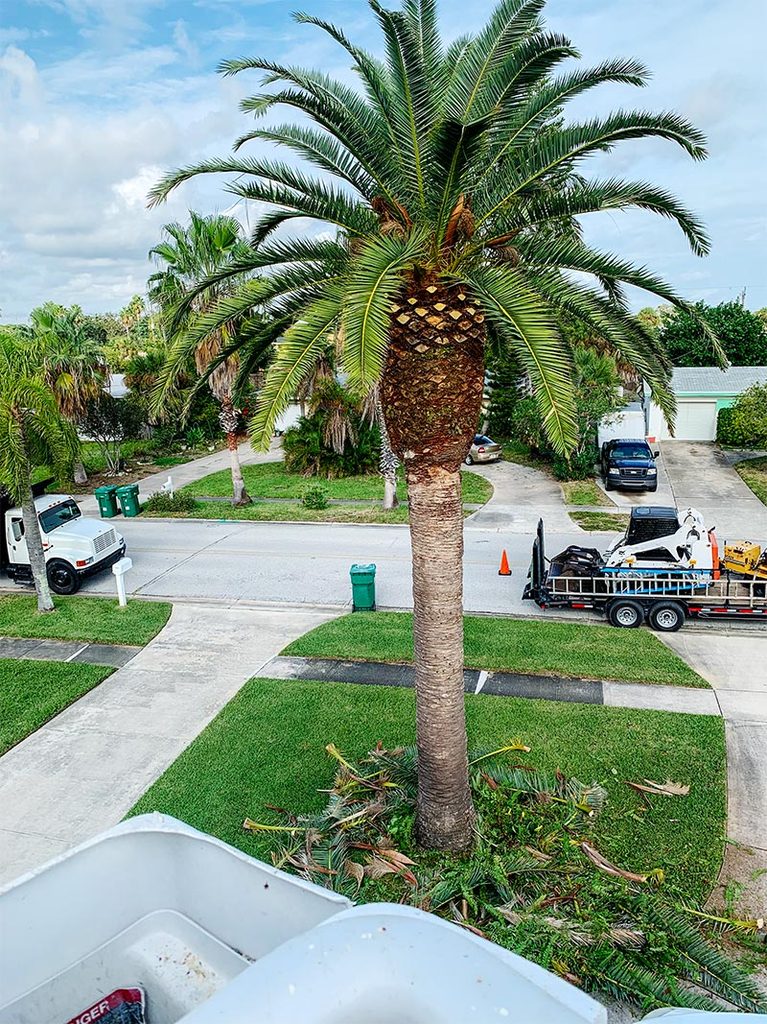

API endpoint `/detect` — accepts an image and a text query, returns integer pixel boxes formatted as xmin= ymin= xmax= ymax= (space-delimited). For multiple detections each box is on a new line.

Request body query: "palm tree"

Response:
xmin=149 ymin=212 xmax=257 ymax=505
xmin=150 ymin=0 xmax=713 ymax=851
xmin=0 ymin=331 xmax=79 ymax=612
xmin=30 ymin=304 xmax=108 ymax=484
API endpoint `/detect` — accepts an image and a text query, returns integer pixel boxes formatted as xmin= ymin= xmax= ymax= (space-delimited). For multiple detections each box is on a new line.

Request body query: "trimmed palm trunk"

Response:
xmin=219 ymin=398 xmax=251 ymax=506
xmin=21 ymin=486 xmax=54 ymax=613
xmin=73 ymin=460 xmax=88 ymax=485
xmin=381 ymin=276 xmax=486 ymax=851
xmin=375 ymin=392 xmax=399 ymax=509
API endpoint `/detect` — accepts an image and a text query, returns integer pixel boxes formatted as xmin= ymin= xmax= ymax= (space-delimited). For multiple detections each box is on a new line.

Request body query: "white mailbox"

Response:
xmin=112 ymin=556 xmax=133 ymax=606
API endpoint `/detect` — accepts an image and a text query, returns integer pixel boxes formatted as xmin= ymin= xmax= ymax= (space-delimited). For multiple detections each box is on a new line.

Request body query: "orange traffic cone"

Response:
xmin=498 ymin=549 xmax=512 ymax=576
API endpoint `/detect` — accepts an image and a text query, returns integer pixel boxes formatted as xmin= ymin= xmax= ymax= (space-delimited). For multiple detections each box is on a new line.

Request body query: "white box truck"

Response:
xmin=0 ymin=481 xmax=125 ymax=595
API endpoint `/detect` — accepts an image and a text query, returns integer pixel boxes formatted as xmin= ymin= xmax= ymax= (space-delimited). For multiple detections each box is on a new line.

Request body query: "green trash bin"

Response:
xmin=115 ymin=483 xmax=141 ymax=518
xmin=350 ymin=563 xmax=376 ymax=612
xmin=94 ymin=485 xmax=120 ymax=519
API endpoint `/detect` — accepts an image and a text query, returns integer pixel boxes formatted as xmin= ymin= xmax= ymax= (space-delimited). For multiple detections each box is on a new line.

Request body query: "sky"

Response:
xmin=1 ymin=0 xmax=766 ymax=323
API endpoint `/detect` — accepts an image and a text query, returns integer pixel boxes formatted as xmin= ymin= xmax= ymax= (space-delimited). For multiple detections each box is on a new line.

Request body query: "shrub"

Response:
xmin=303 ymin=485 xmax=329 ymax=510
xmin=283 ymin=413 xmax=380 ymax=478
xmin=185 ymin=426 xmax=206 ymax=448
xmin=552 ymin=446 xmax=598 ymax=481
xmin=142 ymin=491 xmax=198 ymax=515
xmin=717 ymin=384 xmax=767 ymax=448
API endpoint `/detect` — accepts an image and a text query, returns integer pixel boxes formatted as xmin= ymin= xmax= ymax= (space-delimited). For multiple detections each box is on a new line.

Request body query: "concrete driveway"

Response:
xmin=464 ymin=459 xmax=574 ymax=533
xmin=661 ymin=441 xmax=767 ymax=540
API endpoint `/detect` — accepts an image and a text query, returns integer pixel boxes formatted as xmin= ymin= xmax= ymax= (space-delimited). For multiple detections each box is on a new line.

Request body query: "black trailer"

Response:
xmin=523 ymin=518 xmax=767 ymax=631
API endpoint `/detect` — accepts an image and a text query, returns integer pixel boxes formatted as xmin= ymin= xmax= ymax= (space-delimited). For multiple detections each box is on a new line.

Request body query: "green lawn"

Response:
xmin=0 ymin=595 xmax=172 ymax=646
xmin=283 ymin=612 xmax=708 ymax=687
xmin=561 ymin=480 xmax=613 ymax=507
xmin=1 ymin=658 xmax=112 ymax=754
xmin=144 ymin=499 xmax=413 ymax=524
xmin=736 ymin=456 xmax=767 ymax=505
xmin=570 ymin=510 xmax=630 ymax=532
xmin=180 ymin=462 xmax=492 ymax=504
xmin=130 ymin=676 xmax=726 ymax=901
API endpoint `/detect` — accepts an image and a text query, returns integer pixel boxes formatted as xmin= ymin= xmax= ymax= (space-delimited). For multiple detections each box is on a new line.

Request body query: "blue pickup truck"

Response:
xmin=600 ymin=438 xmax=659 ymax=492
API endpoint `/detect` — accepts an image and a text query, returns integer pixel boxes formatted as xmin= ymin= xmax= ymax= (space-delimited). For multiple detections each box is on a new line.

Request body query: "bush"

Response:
xmin=283 ymin=413 xmax=379 ymax=478
xmin=142 ymin=491 xmax=198 ymax=515
xmin=552 ymin=446 xmax=598 ymax=481
xmin=717 ymin=384 xmax=767 ymax=448
xmin=303 ymin=485 xmax=329 ymax=510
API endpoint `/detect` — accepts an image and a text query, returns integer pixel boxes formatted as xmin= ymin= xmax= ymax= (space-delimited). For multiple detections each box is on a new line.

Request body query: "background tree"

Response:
xmin=149 ymin=212 xmax=264 ymax=505
xmin=30 ymin=303 xmax=108 ymax=484
xmin=152 ymin=0 xmax=710 ymax=851
xmin=659 ymin=300 xmax=767 ymax=366
xmin=0 ymin=331 xmax=78 ymax=612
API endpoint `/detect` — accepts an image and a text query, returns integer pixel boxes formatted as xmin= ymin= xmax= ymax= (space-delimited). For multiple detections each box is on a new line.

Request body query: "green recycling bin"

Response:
xmin=94 ymin=485 xmax=120 ymax=519
xmin=115 ymin=483 xmax=141 ymax=518
xmin=350 ymin=563 xmax=376 ymax=612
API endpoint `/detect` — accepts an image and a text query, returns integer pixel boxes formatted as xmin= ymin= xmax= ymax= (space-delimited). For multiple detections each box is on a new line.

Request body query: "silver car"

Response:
xmin=465 ymin=434 xmax=503 ymax=465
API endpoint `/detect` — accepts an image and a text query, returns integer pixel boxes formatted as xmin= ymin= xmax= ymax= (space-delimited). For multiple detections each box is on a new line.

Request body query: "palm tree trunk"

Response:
xmin=218 ymin=396 xmax=251 ymax=506
xmin=228 ymin=433 xmax=251 ymax=506
xmin=73 ymin=460 xmax=88 ymax=485
xmin=375 ymin=392 xmax=399 ymax=509
xmin=380 ymin=274 xmax=487 ymax=852
xmin=21 ymin=487 xmax=54 ymax=613
xmin=406 ymin=462 xmax=474 ymax=850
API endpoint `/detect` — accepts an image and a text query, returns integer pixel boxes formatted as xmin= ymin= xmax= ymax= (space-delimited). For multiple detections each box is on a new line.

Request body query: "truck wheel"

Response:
xmin=603 ymin=477 xmax=615 ymax=491
xmin=607 ymin=599 xmax=645 ymax=628
xmin=648 ymin=602 xmax=685 ymax=632
xmin=47 ymin=560 xmax=80 ymax=595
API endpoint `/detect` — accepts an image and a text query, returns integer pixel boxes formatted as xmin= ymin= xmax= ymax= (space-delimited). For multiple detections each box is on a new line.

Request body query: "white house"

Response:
xmin=647 ymin=366 xmax=767 ymax=441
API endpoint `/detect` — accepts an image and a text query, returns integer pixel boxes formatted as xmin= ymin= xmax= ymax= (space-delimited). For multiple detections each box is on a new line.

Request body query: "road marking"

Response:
xmin=475 ymin=670 xmax=489 ymax=694
xmin=65 ymin=644 xmax=89 ymax=663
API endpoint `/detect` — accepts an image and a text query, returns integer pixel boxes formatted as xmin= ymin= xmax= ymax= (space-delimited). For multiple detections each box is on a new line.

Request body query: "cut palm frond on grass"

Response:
xmin=244 ymin=741 xmax=765 ymax=1016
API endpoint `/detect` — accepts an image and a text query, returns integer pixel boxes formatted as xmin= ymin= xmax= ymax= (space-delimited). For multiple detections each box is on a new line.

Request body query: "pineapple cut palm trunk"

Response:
xmin=381 ymin=276 xmax=486 ymax=850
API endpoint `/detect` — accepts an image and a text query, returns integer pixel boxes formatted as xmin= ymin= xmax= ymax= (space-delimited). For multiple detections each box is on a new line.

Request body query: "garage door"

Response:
xmin=674 ymin=399 xmax=718 ymax=440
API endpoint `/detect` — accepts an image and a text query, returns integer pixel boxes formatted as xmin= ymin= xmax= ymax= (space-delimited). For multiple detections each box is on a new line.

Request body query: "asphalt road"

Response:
xmin=73 ymin=517 xmax=597 ymax=614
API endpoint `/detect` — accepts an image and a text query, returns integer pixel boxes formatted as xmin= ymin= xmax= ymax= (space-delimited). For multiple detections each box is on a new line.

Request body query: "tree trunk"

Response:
xmin=218 ymin=397 xmax=251 ymax=506
xmin=228 ymin=433 xmax=251 ymax=506
xmin=380 ymin=274 xmax=486 ymax=851
xmin=407 ymin=462 xmax=474 ymax=850
xmin=22 ymin=487 xmax=54 ymax=613
xmin=375 ymin=391 xmax=399 ymax=509
xmin=383 ymin=473 xmax=399 ymax=509
xmin=73 ymin=460 xmax=88 ymax=485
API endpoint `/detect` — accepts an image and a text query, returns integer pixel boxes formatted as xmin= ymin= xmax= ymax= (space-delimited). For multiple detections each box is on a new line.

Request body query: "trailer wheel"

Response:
xmin=47 ymin=559 xmax=80 ymax=595
xmin=648 ymin=601 xmax=685 ymax=632
xmin=607 ymin=599 xmax=645 ymax=628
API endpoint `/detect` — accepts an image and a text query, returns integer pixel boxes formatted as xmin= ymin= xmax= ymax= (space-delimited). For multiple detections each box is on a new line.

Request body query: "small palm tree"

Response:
xmin=151 ymin=0 xmax=713 ymax=850
xmin=149 ymin=212 xmax=260 ymax=505
xmin=31 ymin=304 xmax=108 ymax=484
xmin=0 ymin=331 xmax=79 ymax=612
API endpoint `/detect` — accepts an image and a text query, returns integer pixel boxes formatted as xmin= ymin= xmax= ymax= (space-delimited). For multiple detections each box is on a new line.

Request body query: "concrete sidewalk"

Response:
xmin=0 ymin=602 xmax=336 ymax=885
xmin=661 ymin=631 xmax=767 ymax=913
xmin=77 ymin=439 xmax=283 ymax=515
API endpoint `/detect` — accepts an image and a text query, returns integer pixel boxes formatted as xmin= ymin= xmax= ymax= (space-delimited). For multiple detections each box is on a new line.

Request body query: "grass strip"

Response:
xmin=1 ymin=658 xmax=112 ymax=753
xmin=0 ymin=595 xmax=171 ymax=646
xmin=283 ymin=612 xmax=708 ymax=687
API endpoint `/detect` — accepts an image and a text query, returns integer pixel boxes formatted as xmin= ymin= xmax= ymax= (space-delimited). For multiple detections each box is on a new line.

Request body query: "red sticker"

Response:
xmin=65 ymin=988 xmax=146 ymax=1024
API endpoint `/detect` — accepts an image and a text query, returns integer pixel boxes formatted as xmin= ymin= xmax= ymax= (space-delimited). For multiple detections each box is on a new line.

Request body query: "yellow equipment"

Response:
xmin=723 ymin=541 xmax=767 ymax=578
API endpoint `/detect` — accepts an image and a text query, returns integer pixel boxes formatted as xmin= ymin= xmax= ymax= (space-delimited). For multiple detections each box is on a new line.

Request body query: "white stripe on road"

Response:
xmin=65 ymin=644 xmax=89 ymax=663
xmin=475 ymin=670 xmax=489 ymax=694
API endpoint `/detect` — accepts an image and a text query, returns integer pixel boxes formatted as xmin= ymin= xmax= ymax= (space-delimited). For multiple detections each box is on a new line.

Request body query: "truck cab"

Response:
xmin=600 ymin=438 xmax=659 ymax=492
xmin=1 ymin=488 xmax=125 ymax=595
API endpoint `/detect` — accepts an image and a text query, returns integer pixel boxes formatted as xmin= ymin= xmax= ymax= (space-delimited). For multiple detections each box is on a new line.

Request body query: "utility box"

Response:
xmin=116 ymin=483 xmax=141 ymax=518
xmin=350 ymin=562 xmax=376 ymax=611
xmin=95 ymin=485 xmax=120 ymax=519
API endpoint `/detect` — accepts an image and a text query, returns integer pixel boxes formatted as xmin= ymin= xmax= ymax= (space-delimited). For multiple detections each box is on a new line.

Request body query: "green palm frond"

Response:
xmin=250 ymin=288 xmax=344 ymax=450
xmin=462 ymin=265 xmax=577 ymax=454
xmin=342 ymin=230 xmax=429 ymax=392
